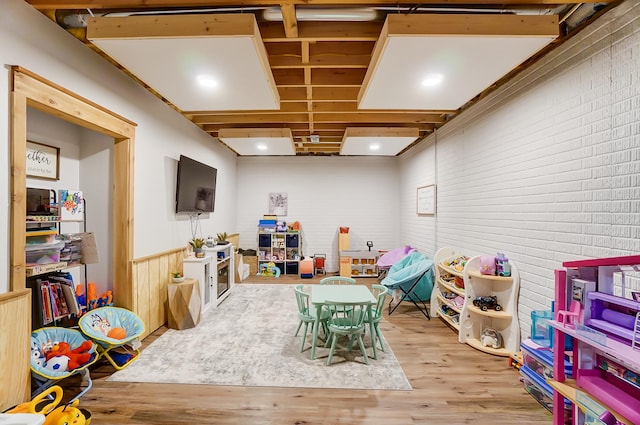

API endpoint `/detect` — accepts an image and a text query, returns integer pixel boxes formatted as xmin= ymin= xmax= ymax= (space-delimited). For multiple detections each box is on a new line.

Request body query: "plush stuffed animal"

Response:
xmin=479 ymin=255 xmax=496 ymax=275
xmin=31 ymin=340 xmax=47 ymax=368
xmin=44 ymin=340 xmax=93 ymax=371
xmin=43 ymin=398 xmax=92 ymax=425
xmin=481 ymin=328 xmax=503 ymax=349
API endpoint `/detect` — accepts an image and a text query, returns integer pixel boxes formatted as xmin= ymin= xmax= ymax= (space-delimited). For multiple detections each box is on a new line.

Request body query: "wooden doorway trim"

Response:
xmin=10 ymin=66 xmax=136 ymax=309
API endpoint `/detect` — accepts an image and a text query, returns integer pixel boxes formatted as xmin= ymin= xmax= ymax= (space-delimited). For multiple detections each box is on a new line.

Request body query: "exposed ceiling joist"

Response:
xmin=25 ymin=0 xmax=618 ymax=155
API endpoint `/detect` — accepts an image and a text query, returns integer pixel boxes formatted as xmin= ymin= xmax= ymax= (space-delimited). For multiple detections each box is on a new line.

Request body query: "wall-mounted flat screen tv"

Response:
xmin=175 ymin=155 xmax=217 ymax=213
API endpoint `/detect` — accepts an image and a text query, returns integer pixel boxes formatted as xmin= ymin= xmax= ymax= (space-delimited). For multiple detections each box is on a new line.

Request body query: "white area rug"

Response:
xmin=107 ymin=284 xmax=412 ymax=390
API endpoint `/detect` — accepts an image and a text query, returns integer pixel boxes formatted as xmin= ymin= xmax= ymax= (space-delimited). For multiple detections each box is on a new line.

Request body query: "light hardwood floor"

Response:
xmin=66 ymin=274 xmax=551 ymax=424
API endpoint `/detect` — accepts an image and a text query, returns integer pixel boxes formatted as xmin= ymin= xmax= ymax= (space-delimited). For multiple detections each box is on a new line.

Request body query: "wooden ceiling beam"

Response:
xmin=273 ymin=68 xmax=368 ymax=86
xmin=194 ymin=110 xmax=446 ymax=122
xmin=269 ymin=54 xmax=370 ymax=68
xmin=26 ymin=1 xmax=613 ymax=10
xmin=260 ymin=21 xmax=382 ymax=42
xmin=206 ymin=122 xmax=436 ymax=133
xmin=278 ymin=86 xmax=360 ymax=101
xmin=194 ymin=113 xmax=310 ymax=124
xmin=196 ymin=112 xmax=444 ymax=125
xmin=280 ymin=4 xmax=298 ymax=38
xmin=313 ymin=113 xmax=446 ymax=123
xmin=384 ymin=13 xmax=559 ymax=37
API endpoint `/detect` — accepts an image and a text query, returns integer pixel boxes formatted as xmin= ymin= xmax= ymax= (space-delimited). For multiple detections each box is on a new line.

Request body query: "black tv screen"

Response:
xmin=175 ymin=155 xmax=217 ymax=213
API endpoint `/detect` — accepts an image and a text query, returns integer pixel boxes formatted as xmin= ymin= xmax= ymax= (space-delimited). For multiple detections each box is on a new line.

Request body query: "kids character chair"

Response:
xmin=30 ymin=327 xmax=99 ymax=403
xmin=79 ymin=306 xmax=145 ymax=370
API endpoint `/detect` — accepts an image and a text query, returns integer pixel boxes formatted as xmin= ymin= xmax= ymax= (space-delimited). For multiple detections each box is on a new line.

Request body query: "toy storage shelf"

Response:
xmin=25 ymin=190 xmax=95 ymax=329
xmin=458 ymin=255 xmax=520 ymax=357
xmin=431 ymin=247 xmax=467 ymax=332
xmin=257 ymin=232 xmax=301 ymax=275
xmin=551 ymin=255 xmax=640 ymax=425
xmin=339 ymin=250 xmax=379 ymax=278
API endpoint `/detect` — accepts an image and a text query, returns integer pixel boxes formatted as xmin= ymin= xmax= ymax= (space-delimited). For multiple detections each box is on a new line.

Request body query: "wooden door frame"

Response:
xmin=10 ymin=66 xmax=136 ymax=308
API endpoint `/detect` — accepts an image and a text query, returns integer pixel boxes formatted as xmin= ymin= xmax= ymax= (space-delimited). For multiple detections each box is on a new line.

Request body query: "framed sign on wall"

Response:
xmin=417 ymin=185 xmax=436 ymax=215
xmin=26 ymin=140 xmax=59 ymax=180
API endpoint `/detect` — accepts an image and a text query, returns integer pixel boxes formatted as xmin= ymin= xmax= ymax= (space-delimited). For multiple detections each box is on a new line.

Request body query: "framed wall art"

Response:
xmin=268 ymin=192 xmax=288 ymax=216
xmin=26 ymin=140 xmax=59 ymax=180
xmin=417 ymin=185 xmax=436 ymax=215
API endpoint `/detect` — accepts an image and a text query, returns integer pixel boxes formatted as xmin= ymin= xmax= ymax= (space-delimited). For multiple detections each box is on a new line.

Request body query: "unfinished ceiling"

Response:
xmin=25 ymin=0 xmax=615 ymax=156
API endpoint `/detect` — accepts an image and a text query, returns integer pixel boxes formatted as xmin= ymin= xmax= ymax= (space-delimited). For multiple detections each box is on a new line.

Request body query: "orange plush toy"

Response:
xmin=44 ymin=340 xmax=93 ymax=371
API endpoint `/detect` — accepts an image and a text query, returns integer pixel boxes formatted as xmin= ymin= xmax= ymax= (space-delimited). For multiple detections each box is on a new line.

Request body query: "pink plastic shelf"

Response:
xmin=577 ymin=369 xmax=640 ymax=424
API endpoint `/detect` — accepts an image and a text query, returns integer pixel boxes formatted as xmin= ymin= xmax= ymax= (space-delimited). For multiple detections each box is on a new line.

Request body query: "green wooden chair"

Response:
xmin=323 ymin=301 xmax=370 ymax=366
xmin=367 ymin=284 xmax=390 ymax=352
xmin=294 ymin=284 xmax=330 ymax=353
xmin=319 ymin=276 xmax=356 ymax=285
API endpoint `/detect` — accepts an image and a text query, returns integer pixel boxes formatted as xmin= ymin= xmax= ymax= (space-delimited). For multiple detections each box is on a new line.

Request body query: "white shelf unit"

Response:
xmin=257 ymin=232 xmax=301 ymax=275
xmin=549 ymin=255 xmax=640 ymax=425
xmin=183 ymin=244 xmax=234 ymax=314
xmin=459 ymin=255 xmax=520 ymax=357
xmin=430 ymin=247 xmax=467 ymax=331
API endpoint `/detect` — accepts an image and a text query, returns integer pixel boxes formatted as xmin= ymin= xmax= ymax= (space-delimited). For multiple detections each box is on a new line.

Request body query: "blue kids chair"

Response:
xmin=79 ymin=306 xmax=145 ymax=370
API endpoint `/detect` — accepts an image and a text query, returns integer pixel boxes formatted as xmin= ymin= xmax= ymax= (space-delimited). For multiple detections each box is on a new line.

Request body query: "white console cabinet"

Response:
xmin=183 ymin=244 xmax=234 ymax=313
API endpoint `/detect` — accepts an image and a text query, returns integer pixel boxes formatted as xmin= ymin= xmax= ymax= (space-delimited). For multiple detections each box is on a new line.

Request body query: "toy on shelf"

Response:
xmin=495 ymin=253 xmax=511 ymax=277
xmin=288 ymin=221 xmax=301 ymax=231
xmin=473 ymin=295 xmax=503 ymax=311
xmin=557 ymin=300 xmax=581 ymax=328
xmin=443 ymin=255 xmax=468 ymax=272
xmin=479 ymin=255 xmax=496 ymax=275
xmin=86 ymin=282 xmax=113 ymax=311
xmin=481 ymin=328 xmax=503 ymax=348
xmin=259 ymin=262 xmax=281 ymax=277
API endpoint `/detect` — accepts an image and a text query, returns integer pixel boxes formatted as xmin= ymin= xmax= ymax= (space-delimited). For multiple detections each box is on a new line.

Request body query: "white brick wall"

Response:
xmin=399 ymin=0 xmax=640 ymax=338
xmin=236 ymin=157 xmax=400 ymax=272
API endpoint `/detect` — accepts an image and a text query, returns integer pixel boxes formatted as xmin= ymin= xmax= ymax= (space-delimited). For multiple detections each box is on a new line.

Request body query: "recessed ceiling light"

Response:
xmin=421 ymin=74 xmax=444 ymax=87
xmin=369 ymin=144 xmax=380 ymax=151
xmin=197 ymin=75 xmax=218 ymax=88
xmin=256 ymin=143 xmax=268 ymax=151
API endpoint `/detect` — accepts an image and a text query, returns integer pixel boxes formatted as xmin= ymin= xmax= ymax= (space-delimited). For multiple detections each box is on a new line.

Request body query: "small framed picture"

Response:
xmin=417 ymin=185 xmax=436 ymax=215
xmin=632 ymin=292 xmax=640 ymax=302
xmin=26 ymin=140 xmax=60 ymax=180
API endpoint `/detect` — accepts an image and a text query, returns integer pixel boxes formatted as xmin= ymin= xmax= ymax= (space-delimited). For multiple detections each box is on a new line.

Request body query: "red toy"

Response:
xmin=44 ymin=340 xmax=93 ymax=371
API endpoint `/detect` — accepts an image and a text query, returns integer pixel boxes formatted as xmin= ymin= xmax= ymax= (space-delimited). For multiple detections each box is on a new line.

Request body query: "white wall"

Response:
xmin=236 ymin=157 xmax=400 ymax=272
xmin=398 ymin=140 xmax=437 ymax=256
xmin=399 ymin=0 xmax=640 ymax=338
xmin=0 ymin=0 xmax=238 ymax=294
xmin=79 ymin=128 xmax=114 ymax=291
